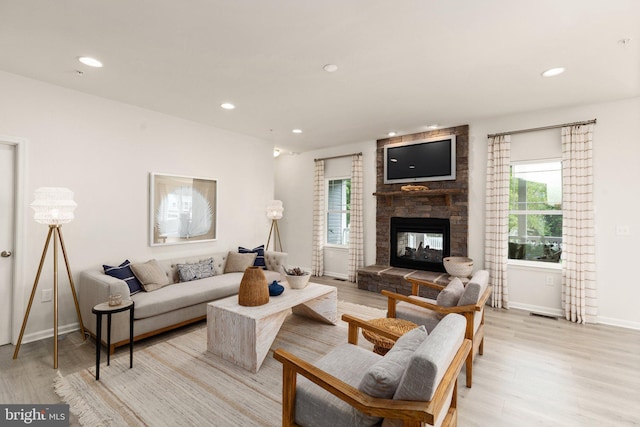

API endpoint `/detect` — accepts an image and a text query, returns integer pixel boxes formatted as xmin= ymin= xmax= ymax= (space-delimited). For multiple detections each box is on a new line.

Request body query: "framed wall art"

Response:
xmin=149 ymin=173 xmax=217 ymax=246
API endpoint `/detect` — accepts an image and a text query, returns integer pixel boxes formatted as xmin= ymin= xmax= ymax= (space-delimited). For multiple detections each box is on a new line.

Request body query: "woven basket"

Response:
xmin=443 ymin=256 xmax=474 ymax=278
xmin=238 ymin=267 xmax=269 ymax=306
xmin=361 ymin=318 xmax=418 ymax=355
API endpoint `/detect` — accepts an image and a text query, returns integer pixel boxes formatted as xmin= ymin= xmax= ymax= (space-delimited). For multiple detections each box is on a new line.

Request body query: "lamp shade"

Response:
xmin=30 ymin=187 xmax=77 ymax=225
xmin=266 ymin=200 xmax=284 ymax=220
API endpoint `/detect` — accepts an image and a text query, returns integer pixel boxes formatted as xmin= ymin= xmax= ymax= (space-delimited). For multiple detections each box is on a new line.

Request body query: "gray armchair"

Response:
xmin=273 ymin=313 xmax=471 ymax=427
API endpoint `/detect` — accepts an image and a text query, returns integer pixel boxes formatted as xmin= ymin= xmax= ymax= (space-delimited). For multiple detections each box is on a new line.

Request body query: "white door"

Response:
xmin=0 ymin=142 xmax=15 ymax=345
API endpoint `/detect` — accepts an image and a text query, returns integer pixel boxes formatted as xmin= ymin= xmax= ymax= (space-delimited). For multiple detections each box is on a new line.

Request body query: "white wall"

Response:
xmin=274 ymin=141 xmax=377 ymax=274
xmin=277 ymin=96 xmax=640 ymax=329
xmin=0 ymin=71 xmax=275 ymax=342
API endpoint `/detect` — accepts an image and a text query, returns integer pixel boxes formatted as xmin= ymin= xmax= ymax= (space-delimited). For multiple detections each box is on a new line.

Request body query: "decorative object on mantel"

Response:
xmin=268 ymin=280 xmax=284 ymax=296
xmin=284 ymin=266 xmax=311 ymax=289
xmin=238 ymin=266 xmax=269 ymax=306
xmin=400 ymin=184 xmax=429 ymax=192
xmin=443 ymin=256 xmax=474 ymax=281
xmin=13 ymin=187 xmax=86 ymax=369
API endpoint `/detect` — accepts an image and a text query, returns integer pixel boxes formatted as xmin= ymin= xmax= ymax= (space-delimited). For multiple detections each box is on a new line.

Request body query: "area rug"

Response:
xmin=55 ymin=301 xmax=385 ymax=427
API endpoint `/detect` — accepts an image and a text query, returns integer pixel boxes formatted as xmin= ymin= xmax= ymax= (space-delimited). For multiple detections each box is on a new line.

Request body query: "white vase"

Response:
xmin=286 ymin=273 xmax=311 ymax=289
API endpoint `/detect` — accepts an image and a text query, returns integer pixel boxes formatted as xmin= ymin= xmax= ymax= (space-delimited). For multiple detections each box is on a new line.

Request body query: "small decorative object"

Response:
xmin=443 ymin=256 xmax=474 ymax=279
xmin=238 ymin=266 xmax=269 ymax=306
xmin=285 ymin=266 xmax=311 ymax=289
xmin=108 ymin=293 xmax=122 ymax=306
xmin=268 ymin=280 xmax=285 ymax=296
xmin=401 ymin=184 xmax=429 ymax=192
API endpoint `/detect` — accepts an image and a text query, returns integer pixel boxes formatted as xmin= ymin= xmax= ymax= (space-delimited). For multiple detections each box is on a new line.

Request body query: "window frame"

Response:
xmin=507 ymin=158 xmax=563 ymax=267
xmin=325 ymin=176 xmax=351 ymax=248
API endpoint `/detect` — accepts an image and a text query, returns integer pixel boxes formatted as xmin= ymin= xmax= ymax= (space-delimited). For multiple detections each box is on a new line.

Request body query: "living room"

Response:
xmin=1 ymin=2 xmax=639 ymax=426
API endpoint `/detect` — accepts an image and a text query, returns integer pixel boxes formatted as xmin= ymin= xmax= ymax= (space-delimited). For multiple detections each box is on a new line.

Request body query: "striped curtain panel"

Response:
xmin=348 ymin=154 xmax=364 ymax=282
xmin=311 ymin=160 xmax=325 ymax=276
xmin=561 ymin=124 xmax=597 ymax=324
xmin=484 ymin=135 xmax=511 ymax=309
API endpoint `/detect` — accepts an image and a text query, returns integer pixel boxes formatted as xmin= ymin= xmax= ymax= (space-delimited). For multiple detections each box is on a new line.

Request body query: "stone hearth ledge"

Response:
xmin=357 ymin=265 xmax=451 ymax=300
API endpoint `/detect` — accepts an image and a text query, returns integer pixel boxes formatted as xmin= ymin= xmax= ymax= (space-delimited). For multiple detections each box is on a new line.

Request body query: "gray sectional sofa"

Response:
xmin=79 ymin=250 xmax=287 ymax=353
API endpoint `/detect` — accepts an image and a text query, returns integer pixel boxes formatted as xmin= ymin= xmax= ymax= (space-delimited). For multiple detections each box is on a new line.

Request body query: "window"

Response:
xmin=508 ymin=161 xmax=562 ymax=263
xmin=326 ymin=178 xmax=351 ymax=246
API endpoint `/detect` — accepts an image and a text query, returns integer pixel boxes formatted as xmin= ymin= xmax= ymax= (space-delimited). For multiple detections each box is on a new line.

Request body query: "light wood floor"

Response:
xmin=2 ymin=277 xmax=639 ymax=426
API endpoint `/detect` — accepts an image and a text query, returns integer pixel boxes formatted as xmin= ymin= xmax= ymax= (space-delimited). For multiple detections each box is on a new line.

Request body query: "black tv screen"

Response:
xmin=384 ymin=135 xmax=456 ymax=183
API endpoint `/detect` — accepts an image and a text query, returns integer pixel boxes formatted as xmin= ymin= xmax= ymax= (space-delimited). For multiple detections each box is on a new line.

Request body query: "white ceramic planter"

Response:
xmin=286 ymin=273 xmax=311 ymax=289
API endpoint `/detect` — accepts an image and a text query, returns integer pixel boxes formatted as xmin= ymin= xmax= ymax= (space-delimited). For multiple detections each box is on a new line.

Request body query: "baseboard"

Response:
xmin=322 ymin=271 xmax=348 ymax=280
xmin=19 ymin=322 xmax=81 ymax=345
xmin=595 ymin=316 xmax=640 ymax=331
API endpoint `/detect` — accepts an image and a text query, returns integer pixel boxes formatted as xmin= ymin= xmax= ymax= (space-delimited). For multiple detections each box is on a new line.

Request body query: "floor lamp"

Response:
xmin=13 ymin=187 xmax=86 ymax=369
xmin=266 ymin=200 xmax=284 ymax=252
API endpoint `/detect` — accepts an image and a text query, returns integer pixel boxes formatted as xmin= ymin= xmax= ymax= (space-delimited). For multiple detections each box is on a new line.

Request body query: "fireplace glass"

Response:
xmin=390 ymin=217 xmax=450 ymax=272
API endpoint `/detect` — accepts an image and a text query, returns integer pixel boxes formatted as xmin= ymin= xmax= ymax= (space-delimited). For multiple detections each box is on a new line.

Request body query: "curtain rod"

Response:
xmin=487 ymin=118 xmax=596 ymax=138
xmin=314 ymin=152 xmax=362 ymax=162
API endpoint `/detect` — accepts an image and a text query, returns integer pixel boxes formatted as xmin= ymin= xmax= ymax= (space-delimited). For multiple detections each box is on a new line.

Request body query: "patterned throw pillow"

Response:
xmin=177 ymin=258 xmax=215 ymax=282
xmin=238 ymin=245 xmax=266 ymax=269
xmin=103 ymin=260 xmax=143 ymax=295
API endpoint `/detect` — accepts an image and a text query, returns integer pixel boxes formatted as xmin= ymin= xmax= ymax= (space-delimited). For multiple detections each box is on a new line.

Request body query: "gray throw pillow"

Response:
xmin=223 ymin=251 xmax=257 ymax=273
xmin=177 ymin=258 xmax=215 ymax=282
xmin=131 ymin=259 xmax=170 ymax=292
xmin=358 ymin=325 xmax=428 ymax=399
xmin=436 ymin=277 xmax=464 ymax=307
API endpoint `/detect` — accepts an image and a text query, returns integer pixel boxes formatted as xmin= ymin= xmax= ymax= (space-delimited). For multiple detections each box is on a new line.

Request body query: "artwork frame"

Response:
xmin=149 ymin=173 xmax=217 ymax=246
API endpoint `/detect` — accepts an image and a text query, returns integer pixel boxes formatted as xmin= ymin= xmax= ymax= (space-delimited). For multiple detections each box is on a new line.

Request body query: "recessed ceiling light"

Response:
xmin=323 ymin=64 xmax=338 ymax=73
xmin=427 ymin=124 xmax=439 ymax=130
xmin=78 ymin=56 xmax=103 ymax=68
xmin=292 ymin=129 xmax=303 ymax=134
xmin=541 ymin=67 xmax=565 ymax=77
xmin=220 ymin=103 xmax=235 ymax=110
xmin=388 ymin=131 xmax=397 ymax=137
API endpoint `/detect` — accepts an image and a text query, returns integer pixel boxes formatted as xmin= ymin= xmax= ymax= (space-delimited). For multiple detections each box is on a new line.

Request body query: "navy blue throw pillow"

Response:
xmin=103 ymin=260 xmax=143 ymax=295
xmin=238 ymin=245 xmax=266 ymax=269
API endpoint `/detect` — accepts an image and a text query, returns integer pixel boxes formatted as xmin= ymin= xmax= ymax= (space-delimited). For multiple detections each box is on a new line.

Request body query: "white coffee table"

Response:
xmin=207 ymin=282 xmax=337 ymax=373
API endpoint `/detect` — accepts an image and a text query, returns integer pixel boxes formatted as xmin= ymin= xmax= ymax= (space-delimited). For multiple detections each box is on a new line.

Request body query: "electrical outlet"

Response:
xmin=616 ymin=225 xmax=631 ymax=236
xmin=545 ymin=276 xmax=554 ymax=286
xmin=42 ymin=289 xmax=52 ymax=302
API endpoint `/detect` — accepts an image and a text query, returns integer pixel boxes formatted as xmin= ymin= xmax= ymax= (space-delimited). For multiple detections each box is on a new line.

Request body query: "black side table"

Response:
xmin=92 ymin=300 xmax=134 ymax=380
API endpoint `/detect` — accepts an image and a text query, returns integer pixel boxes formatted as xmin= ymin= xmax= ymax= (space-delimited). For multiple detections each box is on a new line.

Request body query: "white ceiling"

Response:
xmin=1 ymin=1 xmax=639 ymax=153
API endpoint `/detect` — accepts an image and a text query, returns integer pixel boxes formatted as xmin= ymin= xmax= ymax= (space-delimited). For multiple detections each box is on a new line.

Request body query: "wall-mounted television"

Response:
xmin=384 ymin=135 xmax=456 ymax=184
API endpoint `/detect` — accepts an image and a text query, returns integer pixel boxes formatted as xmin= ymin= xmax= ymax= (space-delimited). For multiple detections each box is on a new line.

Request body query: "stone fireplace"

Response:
xmin=357 ymin=125 xmax=469 ymax=296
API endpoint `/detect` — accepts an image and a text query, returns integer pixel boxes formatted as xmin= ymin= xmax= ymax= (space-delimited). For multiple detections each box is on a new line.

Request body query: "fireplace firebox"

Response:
xmin=390 ymin=217 xmax=450 ymax=272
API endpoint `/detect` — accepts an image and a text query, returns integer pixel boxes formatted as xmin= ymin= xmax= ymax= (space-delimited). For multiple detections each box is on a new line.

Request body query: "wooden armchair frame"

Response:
xmin=273 ymin=314 xmax=472 ymax=427
xmin=382 ymin=278 xmax=491 ymax=388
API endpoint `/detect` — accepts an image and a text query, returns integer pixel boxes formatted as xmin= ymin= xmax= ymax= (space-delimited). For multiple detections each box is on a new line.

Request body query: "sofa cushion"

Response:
xmin=238 ymin=245 xmax=266 ymax=269
xmin=295 ymin=343 xmax=382 ymax=427
xmin=132 ymin=272 xmax=245 ymax=319
xmin=436 ymin=277 xmax=464 ymax=307
xmin=131 ymin=259 xmax=171 ymax=292
xmin=177 ymin=258 xmax=215 ymax=282
xmin=103 ymin=260 xmax=143 ymax=295
xmin=359 ymin=325 xmax=428 ymax=399
xmin=224 ymin=251 xmax=257 ymax=273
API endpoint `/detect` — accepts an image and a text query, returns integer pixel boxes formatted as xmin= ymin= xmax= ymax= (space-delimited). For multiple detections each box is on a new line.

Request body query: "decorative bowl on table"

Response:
xmin=443 ymin=257 xmax=474 ymax=279
xmin=284 ymin=267 xmax=311 ymax=289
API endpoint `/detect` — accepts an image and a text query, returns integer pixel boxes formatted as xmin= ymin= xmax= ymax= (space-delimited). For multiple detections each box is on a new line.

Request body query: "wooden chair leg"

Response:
xmin=465 ymin=352 xmax=473 ymax=388
xmin=479 ymin=337 xmax=484 ymax=356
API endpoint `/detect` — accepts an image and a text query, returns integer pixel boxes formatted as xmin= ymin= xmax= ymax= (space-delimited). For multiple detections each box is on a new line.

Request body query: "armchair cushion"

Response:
xmin=435 ymin=277 xmax=464 ymax=307
xmin=458 ymin=270 xmax=490 ymax=306
xmin=295 ymin=343 xmax=383 ymax=427
xmin=359 ymin=325 xmax=428 ymax=399
xmin=395 ymin=297 xmax=441 ymax=333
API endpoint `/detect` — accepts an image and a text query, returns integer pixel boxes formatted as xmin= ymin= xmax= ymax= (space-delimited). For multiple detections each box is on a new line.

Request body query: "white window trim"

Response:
xmin=508 ymin=158 xmax=563 ymax=266
xmin=325 ymin=176 xmax=350 ymax=248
